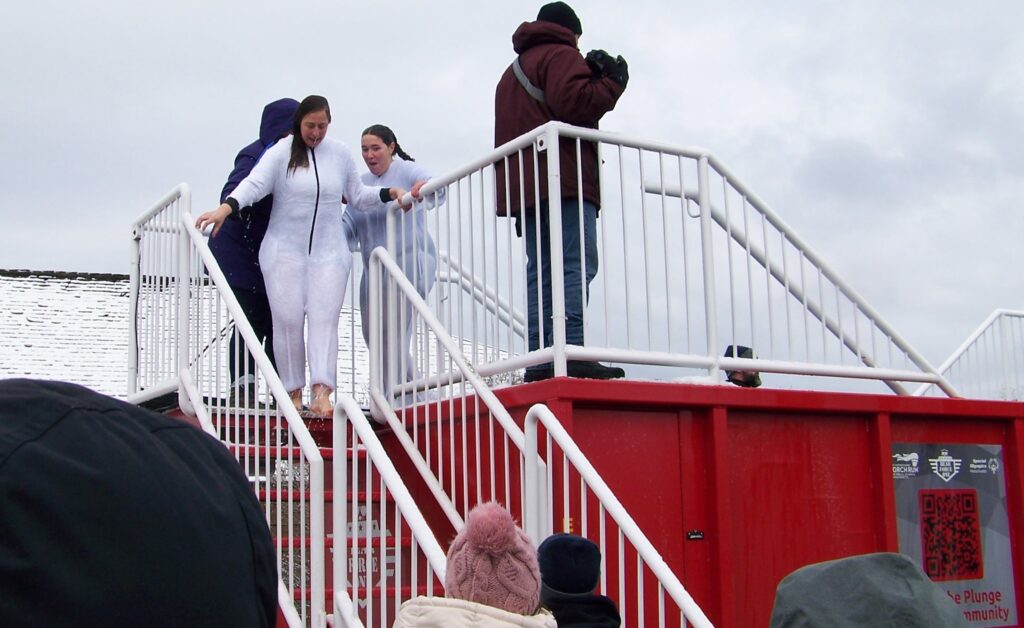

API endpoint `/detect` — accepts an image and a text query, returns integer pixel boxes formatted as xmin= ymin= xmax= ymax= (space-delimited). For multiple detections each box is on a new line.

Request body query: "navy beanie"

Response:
xmin=537 ymin=2 xmax=583 ymax=35
xmin=0 ymin=379 xmax=277 ymax=627
xmin=538 ymin=533 xmax=602 ymax=595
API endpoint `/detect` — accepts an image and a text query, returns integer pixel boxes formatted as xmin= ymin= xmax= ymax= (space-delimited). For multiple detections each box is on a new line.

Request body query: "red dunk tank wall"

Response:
xmin=492 ymin=379 xmax=1024 ymax=627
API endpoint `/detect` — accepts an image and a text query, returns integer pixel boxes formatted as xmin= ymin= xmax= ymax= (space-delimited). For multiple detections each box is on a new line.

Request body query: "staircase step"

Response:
xmin=258 ymin=489 xmax=340 ymax=501
xmin=259 ymin=489 xmax=398 ymax=502
xmin=291 ymin=585 xmax=434 ymax=601
xmin=209 ymin=412 xmax=340 ymax=448
xmin=274 ymin=535 xmax=414 ymax=549
xmin=229 ymin=443 xmax=336 ymax=459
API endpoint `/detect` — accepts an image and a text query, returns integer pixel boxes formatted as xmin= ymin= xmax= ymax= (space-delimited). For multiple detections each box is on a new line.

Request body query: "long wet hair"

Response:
xmin=362 ymin=124 xmax=414 ymax=162
xmin=288 ymin=95 xmax=332 ymax=174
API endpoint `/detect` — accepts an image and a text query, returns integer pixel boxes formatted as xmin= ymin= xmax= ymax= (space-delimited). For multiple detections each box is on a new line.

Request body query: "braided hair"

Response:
xmin=362 ymin=124 xmax=414 ymax=162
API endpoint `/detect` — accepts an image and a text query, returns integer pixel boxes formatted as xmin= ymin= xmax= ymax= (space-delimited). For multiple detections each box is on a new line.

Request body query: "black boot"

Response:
xmin=523 ymin=366 xmax=555 ymax=383
xmin=567 ymin=361 xmax=625 ymax=380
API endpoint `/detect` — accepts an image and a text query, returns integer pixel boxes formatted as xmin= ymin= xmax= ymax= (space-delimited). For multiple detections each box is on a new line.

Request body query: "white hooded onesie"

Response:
xmin=228 ymin=136 xmax=388 ymax=392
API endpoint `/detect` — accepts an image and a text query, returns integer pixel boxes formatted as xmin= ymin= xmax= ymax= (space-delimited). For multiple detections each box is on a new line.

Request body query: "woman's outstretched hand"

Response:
xmin=389 ymin=187 xmax=413 ymax=211
xmin=195 ymin=203 xmax=232 ymax=237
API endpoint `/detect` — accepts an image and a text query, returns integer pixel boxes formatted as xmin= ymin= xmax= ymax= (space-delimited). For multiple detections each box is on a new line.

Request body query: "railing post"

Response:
xmin=544 ymin=125 xmax=568 ymax=377
xmin=369 ymin=254 xmax=383 ymax=421
xmin=385 ymin=206 xmax=400 ymax=400
xmin=176 ymin=188 xmax=194 ymax=415
xmin=999 ymin=313 xmax=1011 ymax=399
xmin=524 ymin=407 xmax=540 ymax=542
xmin=333 ymin=405 xmax=349 ymax=626
xmin=697 ymin=156 xmax=720 ymax=381
xmin=524 ymin=404 xmax=550 ymax=544
xmin=128 ymin=225 xmax=142 ymax=396
xmin=310 ymin=455 xmax=326 ymax=628
xmin=385 ymin=207 xmax=397 ymax=399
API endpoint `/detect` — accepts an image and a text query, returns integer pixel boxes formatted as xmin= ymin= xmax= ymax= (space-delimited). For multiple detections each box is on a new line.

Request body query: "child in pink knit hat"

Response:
xmin=394 ymin=502 xmax=556 ymax=626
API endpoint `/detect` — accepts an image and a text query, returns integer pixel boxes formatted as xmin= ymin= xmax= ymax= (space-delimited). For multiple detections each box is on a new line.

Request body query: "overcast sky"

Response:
xmin=1 ymin=0 xmax=1021 ymax=367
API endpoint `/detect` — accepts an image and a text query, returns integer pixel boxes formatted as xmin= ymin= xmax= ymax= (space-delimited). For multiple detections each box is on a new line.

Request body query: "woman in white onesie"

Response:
xmin=342 ymin=124 xmax=444 ymax=401
xmin=197 ymin=96 xmax=407 ymax=416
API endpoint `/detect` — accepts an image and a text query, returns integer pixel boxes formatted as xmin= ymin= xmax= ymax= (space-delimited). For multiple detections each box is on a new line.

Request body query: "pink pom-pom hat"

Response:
xmin=444 ymin=501 xmax=541 ymax=615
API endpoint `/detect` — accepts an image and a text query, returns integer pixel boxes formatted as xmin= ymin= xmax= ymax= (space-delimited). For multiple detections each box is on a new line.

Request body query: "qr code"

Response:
xmin=919 ymin=488 xmax=983 ymax=581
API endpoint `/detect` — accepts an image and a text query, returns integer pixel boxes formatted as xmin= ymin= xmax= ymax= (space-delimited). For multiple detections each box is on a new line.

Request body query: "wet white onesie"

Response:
xmin=342 ymin=159 xmax=443 ymax=394
xmin=228 ymin=136 xmax=387 ymax=391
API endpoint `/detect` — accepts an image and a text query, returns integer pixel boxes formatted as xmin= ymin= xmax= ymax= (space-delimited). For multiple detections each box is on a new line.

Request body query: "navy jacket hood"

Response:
xmin=259 ymin=97 xmax=300 ymax=147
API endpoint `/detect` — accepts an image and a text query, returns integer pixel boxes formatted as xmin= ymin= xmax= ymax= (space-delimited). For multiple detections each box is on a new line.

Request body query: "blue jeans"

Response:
xmin=524 ymin=198 xmax=599 ymax=374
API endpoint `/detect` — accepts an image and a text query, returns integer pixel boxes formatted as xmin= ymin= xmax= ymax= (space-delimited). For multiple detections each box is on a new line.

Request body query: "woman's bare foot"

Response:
xmin=311 ymin=384 xmax=333 ymax=417
xmin=288 ymin=389 xmax=303 ymax=412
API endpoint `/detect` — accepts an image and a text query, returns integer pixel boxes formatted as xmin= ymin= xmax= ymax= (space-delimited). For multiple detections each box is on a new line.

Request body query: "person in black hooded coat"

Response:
xmin=0 ymin=379 xmax=278 ymax=627
xmin=538 ymin=533 xmax=621 ymax=627
xmin=209 ymin=97 xmax=299 ymax=396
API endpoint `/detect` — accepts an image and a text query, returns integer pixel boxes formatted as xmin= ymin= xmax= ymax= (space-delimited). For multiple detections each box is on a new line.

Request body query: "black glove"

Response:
xmin=585 ymin=49 xmax=628 ymax=88
xmin=609 ymin=55 xmax=629 ymax=88
xmin=585 ymin=49 xmax=614 ymax=77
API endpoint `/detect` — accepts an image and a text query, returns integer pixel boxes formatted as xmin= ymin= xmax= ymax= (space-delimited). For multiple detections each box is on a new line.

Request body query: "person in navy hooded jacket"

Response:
xmin=209 ymin=98 xmax=299 ymax=401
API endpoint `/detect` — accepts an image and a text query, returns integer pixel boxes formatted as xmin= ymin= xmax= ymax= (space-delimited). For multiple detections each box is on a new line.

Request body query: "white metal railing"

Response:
xmin=130 ymin=115 xmax=953 ymax=625
xmin=128 ymin=189 xmax=327 ymax=627
xmin=128 ymin=183 xmax=189 ymax=401
xmin=915 ymin=309 xmax=1024 ymax=399
xmin=366 ymin=239 xmax=715 ymax=626
xmin=333 ymin=395 xmax=448 ymax=628
xmin=180 ymin=212 xmax=326 ymax=627
xmin=390 ymin=121 xmax=954 ymax=396
xmin=367 ymin=246 xmax=541 ymax=528
xmin=130 ymin=186 xmax=374 ymax=408
xmin=524 ymin=404 xmax=714 ymax=628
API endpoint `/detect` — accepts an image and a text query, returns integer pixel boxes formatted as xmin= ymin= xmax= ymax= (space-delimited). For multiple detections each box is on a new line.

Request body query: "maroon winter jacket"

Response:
xmin=494 ymin=20 xmax=625 ymax=218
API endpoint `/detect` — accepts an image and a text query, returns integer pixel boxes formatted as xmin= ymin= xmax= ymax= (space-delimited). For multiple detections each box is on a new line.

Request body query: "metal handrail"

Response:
xmin=436 ymin=250 xmax=526 ymax=339
xmin=130 ymin=187 xmax=328 ymax=626
xmin=393 ymin=120 xmax=956 ymax=395
xmin=914 ymin=308 xmax=1024 ymax=398
xmin=333 ymin=394 xmax=448 ymax=628
xmin=180 ymin=211 xmax=327 ymax=626
xmin=129 ymin=183 xmax=189 ymax=396
xmin=524 ymin=403 xmax=714 ymax=628
xmin=643 ymin=181 xmax=954 ymax=396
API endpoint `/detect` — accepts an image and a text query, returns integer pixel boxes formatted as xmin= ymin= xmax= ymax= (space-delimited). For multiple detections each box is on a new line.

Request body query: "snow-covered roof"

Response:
xmin=0 ymin=269 xmax=376 ymax=404
xmin=0 ymin=270 xmax=130 ymax=398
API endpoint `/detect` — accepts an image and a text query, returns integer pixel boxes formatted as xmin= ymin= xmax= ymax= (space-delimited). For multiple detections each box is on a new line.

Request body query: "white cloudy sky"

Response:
xmin=1 ymin=0 xmax=1021 ymax=367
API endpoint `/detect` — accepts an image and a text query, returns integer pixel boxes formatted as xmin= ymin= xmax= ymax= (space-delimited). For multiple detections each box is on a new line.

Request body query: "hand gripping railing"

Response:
xmin=524 ymin=404 xmax=714 ymax=628
xmin=914 ymin=309 xmax=1024 ymax=399
xmin=332 ymin=395 xmax=448 ymax=628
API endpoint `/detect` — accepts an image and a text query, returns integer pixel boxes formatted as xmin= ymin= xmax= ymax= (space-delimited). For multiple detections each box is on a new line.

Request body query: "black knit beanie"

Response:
xmin=537 ymin=2 xmax=582 ymax=35
xmin=538 ymin=533 xmax=602 ymax=596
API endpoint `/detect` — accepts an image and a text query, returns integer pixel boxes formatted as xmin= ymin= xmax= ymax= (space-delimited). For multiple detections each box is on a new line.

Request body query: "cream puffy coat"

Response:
xmin=392 ymin=596 xmax=557 ymax=627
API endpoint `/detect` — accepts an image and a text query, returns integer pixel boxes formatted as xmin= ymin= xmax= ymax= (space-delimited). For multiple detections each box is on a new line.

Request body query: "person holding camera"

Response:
xmin=494 ymin=2 xmax=629 ymax=383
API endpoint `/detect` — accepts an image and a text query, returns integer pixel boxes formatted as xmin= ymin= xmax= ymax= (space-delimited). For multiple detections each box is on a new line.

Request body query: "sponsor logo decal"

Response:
xmin=892 ymin=451 xmax=920 ymax=479
xmin=928 ymin=449 xmax=962 ymax=483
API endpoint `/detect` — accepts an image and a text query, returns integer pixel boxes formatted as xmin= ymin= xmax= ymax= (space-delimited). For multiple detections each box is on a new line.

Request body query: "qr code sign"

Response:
xmin=919 ymin=488 xmax=983 ymax=581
